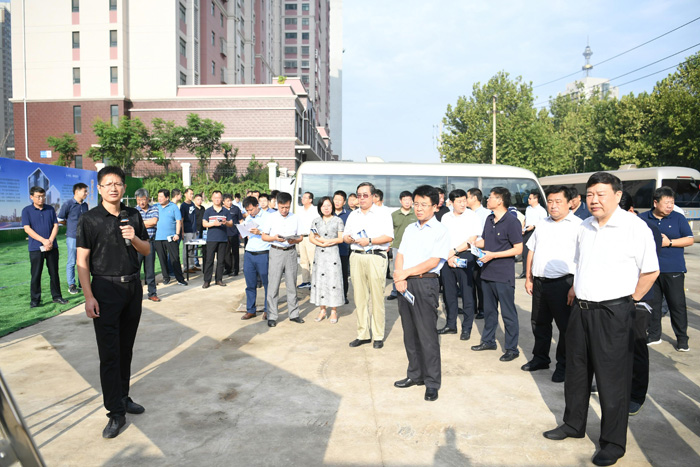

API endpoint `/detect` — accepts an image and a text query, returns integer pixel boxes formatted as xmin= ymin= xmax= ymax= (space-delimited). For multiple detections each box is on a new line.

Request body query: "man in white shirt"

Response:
xmin=439 ymin=189 xmax=482 ymax=340
xmin=296 ymin=191 xmax=319 ymax=289
xmin=466 ymin=188 xmax=490 ymax=319
xmin=261 ymin=192 xmax=304 ymax=327
xmin=544 ymin=172 xmax=659 ymax=467
xmin=523 ymin=186 xmax=581 ymax=383
xmin=520 ymin=192 xmax=548 ymax=278
xmin=343 ymin=182 xmax=394 ymax=349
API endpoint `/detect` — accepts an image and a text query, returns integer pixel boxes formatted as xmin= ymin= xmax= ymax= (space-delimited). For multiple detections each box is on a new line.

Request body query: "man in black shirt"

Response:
xmin=76 ymin=166 xmax=150 ymax=439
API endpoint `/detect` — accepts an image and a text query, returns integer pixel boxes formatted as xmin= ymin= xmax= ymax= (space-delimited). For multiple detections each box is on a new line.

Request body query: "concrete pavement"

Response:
xmin=1 ymin=246 xmax=699 ymax=466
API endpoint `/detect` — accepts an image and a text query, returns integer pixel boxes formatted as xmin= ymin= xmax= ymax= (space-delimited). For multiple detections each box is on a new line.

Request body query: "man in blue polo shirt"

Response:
xmin=468 ymin=187 xmax=523 ymax=362
xmin=154 ymin=189 xmax=188 ymax=286
xmin=21 ymin=186 xmax=68 ymax=307
xmin=240 ymin=196 xmax=270 ymax=320
xmin=640 ymin=186 xmax=694 ymax=352
xmin=58 ymin=182 xmax=89 ymax=294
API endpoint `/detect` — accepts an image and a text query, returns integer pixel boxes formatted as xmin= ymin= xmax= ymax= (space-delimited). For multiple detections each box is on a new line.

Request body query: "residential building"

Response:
xmin=0 ymin=4 xmax=13 ymax=158
xmin=328 ymin=0 xmax=341 ymax=159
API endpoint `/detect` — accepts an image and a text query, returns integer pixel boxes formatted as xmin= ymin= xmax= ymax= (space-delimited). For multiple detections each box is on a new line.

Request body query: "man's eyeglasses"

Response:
xmin=413 ymin=203 xmax=434 ymax=209
xmin=357 ymin=193 xmax=372 ymax=199
xmin=99 ymin=182 xmax=125 ymax=189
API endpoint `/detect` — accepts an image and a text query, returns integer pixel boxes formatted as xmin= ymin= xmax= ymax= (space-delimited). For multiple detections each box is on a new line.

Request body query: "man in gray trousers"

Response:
xmin=261 ymin=192 xmax=305 ymax=327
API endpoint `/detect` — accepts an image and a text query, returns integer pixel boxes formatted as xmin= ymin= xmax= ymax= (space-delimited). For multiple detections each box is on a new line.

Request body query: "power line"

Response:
xmin=533 ymin=15 xmax=700 ymax=89
xmin=607 ymin=42 xmax=700 ymax=81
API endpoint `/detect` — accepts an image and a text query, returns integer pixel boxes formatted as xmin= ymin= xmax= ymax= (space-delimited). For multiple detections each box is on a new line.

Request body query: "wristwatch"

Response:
xmin=669 ymin=239 xmax=673 ymax=247
xmin=453 ymin=248 xmax=459 ymax=255
xmin=368 ymin=238 xmax=373 ymax=246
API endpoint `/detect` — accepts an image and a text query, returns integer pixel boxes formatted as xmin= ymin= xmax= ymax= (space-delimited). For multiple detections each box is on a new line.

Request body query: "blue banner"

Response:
xmin=0 ymin=158 xmax=98 ymax=230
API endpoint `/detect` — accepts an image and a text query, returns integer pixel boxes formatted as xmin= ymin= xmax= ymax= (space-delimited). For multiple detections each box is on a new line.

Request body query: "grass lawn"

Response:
xmin=0 ymin=233 xmax=162 ymax=337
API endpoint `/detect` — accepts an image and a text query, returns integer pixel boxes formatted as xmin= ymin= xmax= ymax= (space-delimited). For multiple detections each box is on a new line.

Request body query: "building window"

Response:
xmin=72 ymin=0 xmax=79 ymax=13
xmin=180 ymin=72 xmax=187 ymax=85
xmin=110 ymin=105 xmax=119 ymax=126
xmin=110 ymin=66 xmax=118 ymax=83
xmin=285 ymin=33 xmax=297 ymax=39
xmin=211 ymin=1 xmax=215 ymax=15
xmin=180 ymin=38 xmax=187 ymax=56
xmin=220 ymin=67 xmax=225 ymax=79
xmin=301 ymin=75 xmax=309 ymax=85
xmin=284 ymin=46 xmax=296 ymax=54
xmin=285 ymin=4 xmax=297 ymax=10
xmin=109 ymin=30 xmax=117 ymax=47
xmin=302 ymin=32 xmax=309 ymax=40
xmin=73 ymin=67 xmax=80 ymax=84
xmin=302 ymin=18 xmax=309 ymax=26
xmin=301 ymin=60 xmax=309 ymax=68
xmin=220 ymin=12 xmax=224 ymax=27
xmin=301 ymin=46 xmax=309 ymax=55
xmin=211 ymin=60 xmax=215 ymax=75
xmin=302 ymin=3 xmax=310 ymax=11
xmin=179 ymin=3 xmax=186 ymax=23
xmin=73 ymin=106 xmax=82 ymax=134
xmin=284 ymin=60 xmax=297 ymax=68
xmin=75 ymin=155 xmax=83 ymax=169
xmin=72 ymin=32 xmax=80 ymax=49
xmin=211 ymin=31 xmax=215 ymax=46
xmin=285 ymin=18 xmax=297 ymax=25
xmin=109 ymin=0 xmax=117 ymax=11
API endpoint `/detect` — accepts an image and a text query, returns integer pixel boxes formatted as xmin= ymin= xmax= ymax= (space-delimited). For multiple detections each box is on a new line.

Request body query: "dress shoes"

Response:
xmin=387 ymin=294 xmax=397 ymax=301
xmin=53 ymin=298 xmax=69 ymax=305
xmin=30 ymin=302 xmax=39 ymax=308
xmin=500 ymin=350 xmax=520 ymax=362
xmin=373 ymin=340 xmax=384 ymax=349
xmin=216 ymin=281 xmax=226 ymax=287
xmin=592 ymin=447 xmax=624 ymax=466
xmin=162 ymin=278 xmax=171 ymax=285
xmin=394 ymin=378 xmax=424 ymax=388
xmin=102 ymin=415 xmax=126 ymax=439
xmin=345 ymin=298 xmax=350 ymax=305
xmin=471 ymin=342 xmax=497 ymax=351
xmin=202 ymin=281 xmax=210 ymax=289
xmin=437 ymin=326 xmax=457 ymax=335
xmin=424 ymin=388 xmax=438 ymax=401
xmin=148 ymin=295 xmax=161 ymax=302
xmin=349 ymin=339 xmax=371 ymax=348
xmin=552 ymin=370 xmax=565 ymax=383
xmin=268 ymin=320 xmax=277 ymax=327
xmin=123 ymin=397 xmax=145 ymax=414
xmin=543 ymin=425 xmax=585 ymax=441
xmin=460 ymin=331 xmax=471 ymax=341
xmin=521 ymin=360 xmax=550 ymax=372
xmin=290 ymin=317 xmax=305 ymax=324
xmin=241 ymin=312 xmax=256 ymax=320
xmin=474 ymin=311 xmax=484 ymax=319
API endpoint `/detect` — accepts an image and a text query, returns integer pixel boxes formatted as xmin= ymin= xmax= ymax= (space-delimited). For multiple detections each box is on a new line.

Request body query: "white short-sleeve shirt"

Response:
xmin=343 ymin=204 xmax=394 ymax=251
xmin=399 ymin=216 xmax=451 ymax=273
xmin=440 ymin=209 xmax=482 ymax=249
xmin=526 ymin=212 xmax=581 ymax=278
xmin=262 ymin=211 xmax=299 ymax=248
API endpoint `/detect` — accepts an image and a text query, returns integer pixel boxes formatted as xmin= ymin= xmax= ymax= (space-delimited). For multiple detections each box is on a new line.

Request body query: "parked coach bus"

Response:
xmin=540 ymin=166 xmax=700 ymax=239
xmin=292 ymin=161 xmax=544 ymax=212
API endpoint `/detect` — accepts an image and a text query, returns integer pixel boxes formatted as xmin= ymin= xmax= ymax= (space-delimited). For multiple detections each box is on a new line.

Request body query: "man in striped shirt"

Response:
xmin=135 ymin=188 xmax=160 ymax=302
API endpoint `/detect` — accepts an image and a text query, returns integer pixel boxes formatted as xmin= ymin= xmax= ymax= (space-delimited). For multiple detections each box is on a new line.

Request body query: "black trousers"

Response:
xmin=138 ymin=239 xmax=157 ymax=297
xmin=530 ymin=275 xmax=573 ymax=372
xmin=632 ymin=303 xmax=650 ymax=405
xmin=648 ymin=273 xmax=688 ymax=345
xmin=441 ymin=252 xmax=475 ymax=331
xmin=204 ymin=241 xmax=226 ymax=283
xmin=472 ymin=267 xmax=484 ymax=313
xmin=223 ymin=235 xmax=240 ymax=274
xmin=398 ymin=277 xmax=441 ymax=389
xmin=154 ymin=240 xmax=185 ymax=283
xmin=92 ymin=276 xmax=143 ymax=417
xmin=563 ymin=297 xmax=635 ymax=454
xmin=340 ymin=254 xmax=350 ymax=300
xmin=521 ymin=229 xmax=534 ymax=272
xmin=29 ymin=248 xmax=62 ymax=304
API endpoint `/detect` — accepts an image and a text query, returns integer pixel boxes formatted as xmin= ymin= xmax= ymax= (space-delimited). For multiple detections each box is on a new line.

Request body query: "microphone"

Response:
xmin=120 ymin=210 xmax=131 ymax=246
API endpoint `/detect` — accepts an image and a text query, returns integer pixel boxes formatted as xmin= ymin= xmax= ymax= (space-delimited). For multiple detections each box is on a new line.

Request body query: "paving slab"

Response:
xmin=1 ymin=245 xmax=699 ymax=466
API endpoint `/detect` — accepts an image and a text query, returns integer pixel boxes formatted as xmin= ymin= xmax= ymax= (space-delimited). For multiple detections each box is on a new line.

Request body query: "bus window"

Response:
xmin=662 ymin=179 xmax=700 ymax=208
xmin=622 ymin=179 xmax=655 ymax=210
xmin=482 ymin=178 xmax=542 ymax=211
xmin=385 ymin=176 xmax=445 ymax=207
xmin=446 ymin=177 xmax=479 ymax=194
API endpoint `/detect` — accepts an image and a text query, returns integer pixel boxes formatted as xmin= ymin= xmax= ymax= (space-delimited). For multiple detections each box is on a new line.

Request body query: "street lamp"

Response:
xmin=487 ymin=94 xmax=504 ymax=165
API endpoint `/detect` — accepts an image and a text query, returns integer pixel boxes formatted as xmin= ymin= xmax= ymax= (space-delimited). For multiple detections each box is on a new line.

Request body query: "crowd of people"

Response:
xmin=20 ymin=166 xmax=694 ymax=465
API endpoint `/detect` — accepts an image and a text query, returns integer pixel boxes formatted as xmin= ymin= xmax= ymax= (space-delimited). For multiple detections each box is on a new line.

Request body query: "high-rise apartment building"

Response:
xmin=328 ymin=0 xmax=341 ymax=159
xmin=0 ymin=4 xmax=13 ymax=158
xmin=10 ymin=0 xmax=333 ymax=172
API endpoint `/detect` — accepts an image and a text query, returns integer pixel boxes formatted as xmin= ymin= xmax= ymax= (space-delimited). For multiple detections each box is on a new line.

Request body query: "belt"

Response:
xmin=407 ymin=273 xmax=439 ymax=279
xmin=271 ymin=244 xmax=295 ymax=251
xmin=246 ymin=250 xmax=269 ymax=256
xmin=536 ymin=274 xmax=573 ymax=283
xmin=93 ymin=272 xmax=140 ymax=283
xmin=301 ymin=234 xmax=309 ymax=237
xmin=576 ymin=296 xmax=632 ymax=310
xmin=351 ymin=249 xmax=387 ymax=259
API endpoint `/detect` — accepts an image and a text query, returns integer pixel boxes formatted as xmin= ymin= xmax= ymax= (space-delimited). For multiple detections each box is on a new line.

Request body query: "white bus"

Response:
xmin=540 ymin=166 xmax=700 ymax=238
xmin=292 ymin=161 xmax=544 ymax=211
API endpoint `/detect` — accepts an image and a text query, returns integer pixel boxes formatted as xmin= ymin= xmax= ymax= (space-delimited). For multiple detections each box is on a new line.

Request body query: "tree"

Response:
xmin=47 ymin=133 xmax=79 ymax=167
xmin=87 ymin=116 xmax=150 ymax=175
xmin=212 ymin=143 xmax=239 ymax=182
xmin=148 ymin=118 xmax=184 ymax=174
xmin=181 ymin=113 xmax=226 ymax=180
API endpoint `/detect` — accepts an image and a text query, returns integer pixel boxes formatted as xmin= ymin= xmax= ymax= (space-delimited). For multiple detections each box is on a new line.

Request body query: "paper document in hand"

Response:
xmin=470 ymin=245 xmax=486 ymax=267
xmin=238 ymin=220 xmax=259 ymax=238
xmin=353 ymin=229 xmax=372 ymax=252
xmin=281 ymin=235 xmax=301 ymax=242
xmin=402 ymin=289 xmax=415 ymax=305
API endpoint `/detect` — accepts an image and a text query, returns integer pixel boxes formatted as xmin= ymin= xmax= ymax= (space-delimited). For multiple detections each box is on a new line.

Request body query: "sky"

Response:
xmin=341 ymin=0 xmax=700 ymax=164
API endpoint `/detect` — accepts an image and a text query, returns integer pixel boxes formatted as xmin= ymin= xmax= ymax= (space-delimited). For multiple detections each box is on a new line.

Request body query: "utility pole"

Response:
xmin=488 ymin=95 xmax=504 ymax=164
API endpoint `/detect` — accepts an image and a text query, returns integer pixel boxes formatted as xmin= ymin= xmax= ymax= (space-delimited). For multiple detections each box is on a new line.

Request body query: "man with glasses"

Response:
xmin=343 ymin=182 xmax=394 ymax=349
xmin=22 ymin=186 xmax=68 ymax=307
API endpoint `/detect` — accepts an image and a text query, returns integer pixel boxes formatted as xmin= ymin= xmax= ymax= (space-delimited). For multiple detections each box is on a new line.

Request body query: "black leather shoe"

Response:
xmin=500 ymin=350 xmax=520 ymax=362
xmin=471 ymin=342 xmax=497 ymax=351
xmin=162 ymin=278 xmax=171 ymax=285
xmin=424 ymin=388 xmax=438 ymax=401
xmin=290 ymin=317 xmax=305 ymax=324
xmin=474 ymin=311 xmax=484 ymax=319
xmin=592 ymin=448 xmax=623 ymax=466
xmin=387 ymin=294 xmax=397 ymax=301
xmin=437 ymin=327 xmax=457 ymax=335
xmin=123 ymin=397 xmax=145 ymax=414
xmin=349 ymin=339 xmax=371 ymax=348
xmin=394 ymin=378 xmax=424 ymax=388
xmin=53 ymin=298 xmax=69 ymax=305
xmin=30 ymin=302 xmax=40 ymax=308
xmin=373 ymin=340 xmax=384 ymax=349
xmin=102 ymin=415 xmax=126 ymax=439
xmin=460 ymin=331 xmax=471 ymax=341
xmin=521 ymin=360 xmax=550 ymax=372
xmin=268 ymin=320 xmax=277 ymax=327
xmin=216 ymin=281 xmax=227 ymax=287
xmin=202 ymin=281 xmax=210 ymax=289
xmin=552 ymin=370 xmax=565 ymax=383
xmin=543 ymin=425 xmax=584 ymax=441
xmin=344 ymin=298 xmax=350 ymax=305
